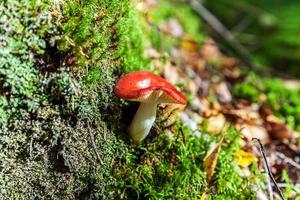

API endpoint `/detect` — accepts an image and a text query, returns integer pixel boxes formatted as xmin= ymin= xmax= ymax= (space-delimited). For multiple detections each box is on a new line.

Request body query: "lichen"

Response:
xmin=0 ymin=0 xmax=148 ymax=198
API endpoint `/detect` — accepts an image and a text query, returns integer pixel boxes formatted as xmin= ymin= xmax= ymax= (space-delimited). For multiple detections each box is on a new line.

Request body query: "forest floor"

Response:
xmin=140 ymin=0 xmax=300 ymax=198
xmin=1 ymin=0 xmax=299 ymax=199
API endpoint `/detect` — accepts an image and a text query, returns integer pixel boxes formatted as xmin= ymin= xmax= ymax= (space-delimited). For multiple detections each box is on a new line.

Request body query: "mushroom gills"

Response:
xmin=128 ymin=102 xmax=158 ymax=144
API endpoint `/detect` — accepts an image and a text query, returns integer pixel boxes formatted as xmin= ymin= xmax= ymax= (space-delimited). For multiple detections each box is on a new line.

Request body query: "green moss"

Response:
xmin=146 ymin=0 xmax=205 ymax=51
xmin=61 ymin=0 xmax=148 ymax=77
xmin=0 ymin=0 xmax=148 ymax=199
xmin=213 ymin=128 xmax=257 ymax=199
xmin=233 ymin=72 xmax=300 ymax=130
xmin=115 ymin=124 xmax=257 ymax=199
xmin=0 ymin=0 xmax=55 ymax=126
xmin=233 ymin=82 xmax=260 ymax=102
xmin=281 ymin=170 xmax=300 ymax=199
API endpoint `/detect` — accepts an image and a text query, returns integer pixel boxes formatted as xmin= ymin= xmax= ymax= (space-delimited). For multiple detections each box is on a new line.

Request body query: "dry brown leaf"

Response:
xmin=199 ymin=38 xmax=221 ymax=62
xmin=162 ymin=61 xmax=187 ymax=86
xmin=202 ymin=101 xmax=221 ymax=118
xmin=203 ymin=137 xmax=223 ymax=182
xmin=206 ymin=113 xmax=226 ymax=134
xmin=221 ymin=57 xmax=240 ymax=69
xmin=223 ymin=68 xmax=241 ymax=83
xmin=266 ymin=120 xmax=293 ymax=140
xmin=190 ymin=97 xmax=209 ymax=113
xmin=211 ymin=101 xmax=221 ymax=111
xmin=260 ymin=106 xmax=293 ymax=140
xmin=223 ymin=109 xmax=260 ymax=125
xmin=159 ymin=18 xmax=184 ymax=38
xmin=188 ymin=80 xmax=199 ymax=97
xmin=163 ymin=63 xmax=180 ymax=84
xmin=237 ymin=124 xmax=270 ymax=144
xmin=214 ymin=82 xmax=232 ymax=104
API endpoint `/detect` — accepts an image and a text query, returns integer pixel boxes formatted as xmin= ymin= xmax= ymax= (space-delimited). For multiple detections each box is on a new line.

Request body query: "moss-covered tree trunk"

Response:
xmin=0 ymin=0 xmax=146 ymax=198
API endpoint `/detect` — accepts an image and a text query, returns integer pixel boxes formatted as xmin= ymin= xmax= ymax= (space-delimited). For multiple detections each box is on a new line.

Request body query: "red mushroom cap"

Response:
xmin=114 ymin=71 xmax=186 ymax=104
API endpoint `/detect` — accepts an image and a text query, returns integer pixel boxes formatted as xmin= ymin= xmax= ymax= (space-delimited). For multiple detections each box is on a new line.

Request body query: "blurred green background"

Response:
xmin=204 ymin=0 xmax=300 ymax=76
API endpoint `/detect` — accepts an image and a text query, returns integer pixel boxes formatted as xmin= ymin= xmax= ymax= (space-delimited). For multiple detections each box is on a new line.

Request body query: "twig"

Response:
xmin=252 ymin=138 xmax=285 ymax=200
xmin=259 ymin=145 xmax=274 ymax=200
xmin=276 ymin=183 xmax=300 ymax=188
xmin=250 ymin=138 xmax=273 ymax=200
xmin=188 ymin=0 xmax=259 ymax=69
xmin=275 ymin=152 xmax=300 ymax=171
xmin=88 ymin=123 xmax=104 ymax=165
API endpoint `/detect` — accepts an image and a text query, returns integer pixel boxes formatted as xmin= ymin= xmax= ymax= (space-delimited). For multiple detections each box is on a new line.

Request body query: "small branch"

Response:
xmin=275 ymin=152 xmax=300 ymax=171
xmin=188 ymin=0 xmax=259 ymax=69
xmin=88 ymin=123 xmax=104 ymax=165
xmin=251 ymin=138 xmax=284 ymax=200
xmin=260 ymin=146 xmax=274 ymax=200
xmin=276 ymin=183 xmax=300 ymax=188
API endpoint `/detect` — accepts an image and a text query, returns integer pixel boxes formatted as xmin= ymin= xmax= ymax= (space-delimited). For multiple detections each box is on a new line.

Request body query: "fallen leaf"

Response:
xmin=191 ymin=97 xmax=210 ymax=114
xmin=206 ymin=113 xmax=226 ymax=134
xmin=195 ymin=59 xmax=206 ymax=76
xmin=222 ymin=67 xmax=241 ymax=83
xmin=188 ymin=80 xmax=199 ymax=97
xmin=266 ymin=121 xmax=293 ymax=140
xmin=236 ymin=124 xmax=270 ymax=144
xmin=223 ymin=108 xmax=260 ymax=125
xmin=202 ymin=101 xmax=221 ymax=118
xmin=211 ymin=101 xmax=221 ymax=111
xmin=259 ymin=106 xmax=293 ymax=140
xmin=214 ymin=82 xmax=232 ymax=104
xmin=159 ymin=18 xmax=184 ymax=38
xmin=233 ymin=150 xmax=257 ymax=167
xmin=203 ymin=137 xmax=223 ymax=182
xmin=221 ymin=57 xmax=239 ymax=69
xmin=190 ymin=97 xmax=208 ymax=112
xmin=163 ymin=63 xmax=180 ymax=84
xmin=199 ymin=37 xmax=221 ymax=63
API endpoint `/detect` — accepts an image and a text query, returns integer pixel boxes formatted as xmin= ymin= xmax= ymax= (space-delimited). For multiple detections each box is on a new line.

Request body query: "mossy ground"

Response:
xmin=0 ymin=0 xmax=147 ymax=199
xmin=1 ymin=0 xmax=263 ymax=199
xmin=145 ymin=0 xmax=205 ymax=52
xmin=115 ymin=124 xmax=258 ymax=199
xmin=233 ymin=71 xmax=300 ymax=131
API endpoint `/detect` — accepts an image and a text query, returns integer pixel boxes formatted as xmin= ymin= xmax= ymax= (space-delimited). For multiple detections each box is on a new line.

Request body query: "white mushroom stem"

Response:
xmin=128 ymin=102 xmax=158 ymax=144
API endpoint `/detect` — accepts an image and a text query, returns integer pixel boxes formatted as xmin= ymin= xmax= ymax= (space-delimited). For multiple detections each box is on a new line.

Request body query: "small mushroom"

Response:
xmin=114 ymin=71 xmax=186 ymax=144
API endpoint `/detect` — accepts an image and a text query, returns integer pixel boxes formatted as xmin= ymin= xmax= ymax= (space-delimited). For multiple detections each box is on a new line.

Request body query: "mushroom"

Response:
xmin=114 ymin=71 xmax=186 ymax=144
